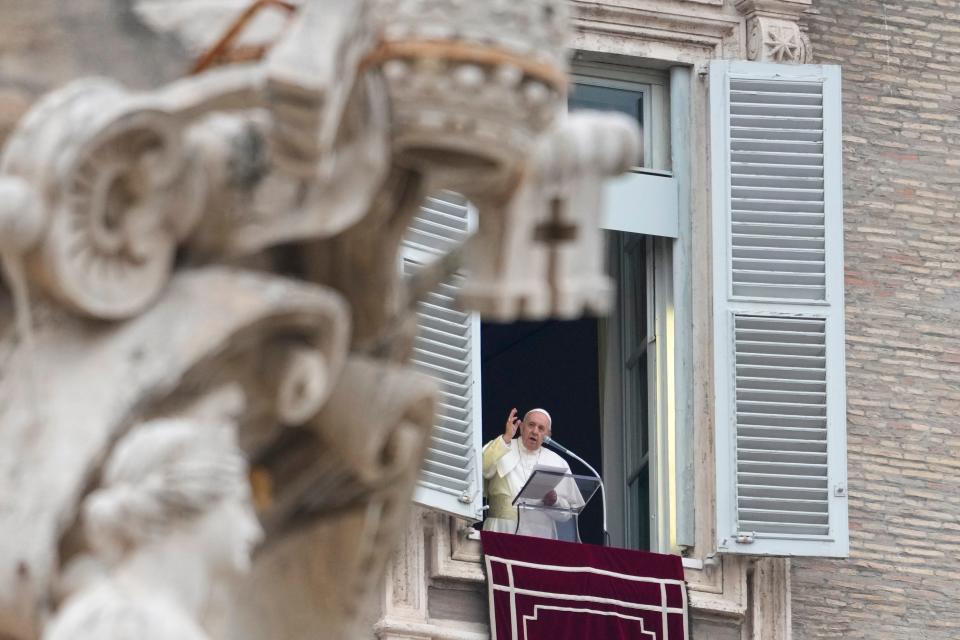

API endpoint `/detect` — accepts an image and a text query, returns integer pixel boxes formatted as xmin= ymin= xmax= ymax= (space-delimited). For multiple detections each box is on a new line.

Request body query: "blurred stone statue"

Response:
xmin=0 ymin=0 xmax=640 ymax=637
xmin=44 ymin=419 xmax=262 ymax=640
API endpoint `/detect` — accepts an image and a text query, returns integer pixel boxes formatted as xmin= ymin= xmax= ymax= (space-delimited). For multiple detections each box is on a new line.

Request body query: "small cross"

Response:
xmin=533 ymin=198 xmax=578 ymax=244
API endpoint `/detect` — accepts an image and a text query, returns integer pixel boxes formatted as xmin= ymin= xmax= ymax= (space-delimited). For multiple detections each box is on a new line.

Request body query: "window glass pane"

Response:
xmin=635 ymin=472 xmax=650 ymax=551
xmin=633 ymin=352 xmax=648 ymax=456
xmin=620 ymin=237 xmax=647 ymax=356
xmin=614 ymin=232 xmax=652 ymax=550
xmin=569 ymin=83 xmax=645 ymax=168
xmin=625 ymin=457 xmax=650 ymax=551
xmin=626 ymin=238 xmax=648 ymax=347
xmin=569 ymin=84 xmax=644 ymax=128
xmin=624 ymin=355 xmax=648 ymax=464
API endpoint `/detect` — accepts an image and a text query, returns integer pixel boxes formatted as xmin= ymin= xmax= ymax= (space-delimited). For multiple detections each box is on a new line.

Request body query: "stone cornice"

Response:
xmin=688 ymin=591 xmax=748 ymax=621
xmin=735 ymin=0 xmax=812 ymax=20
xmin=571 ymin=1 xmax=743 ymax=62
xmin=375 ymin=617 xmax=489 ymax=640
xmin=573 ymin=0 xmax=741 ymax=35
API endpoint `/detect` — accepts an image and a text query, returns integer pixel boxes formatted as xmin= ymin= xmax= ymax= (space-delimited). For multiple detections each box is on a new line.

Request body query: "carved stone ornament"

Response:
xmin=45 ymin=417 xmax=263 ymax=640
xmin=743 ymin=13 xmax=811 ymax=64
xmin=0 ymin=1 xmax=641 ymax=638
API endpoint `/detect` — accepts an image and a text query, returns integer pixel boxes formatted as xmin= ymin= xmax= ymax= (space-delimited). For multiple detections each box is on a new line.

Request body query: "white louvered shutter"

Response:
xmin=403 ymin=193 xmax=484 ymax=521
xmin=710 ymin=61 xmax=848 ymax=557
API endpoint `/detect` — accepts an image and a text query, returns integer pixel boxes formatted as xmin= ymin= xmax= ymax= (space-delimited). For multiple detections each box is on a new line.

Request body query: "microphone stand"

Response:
xmin=544 ymin=437 xmax=608 ymax=546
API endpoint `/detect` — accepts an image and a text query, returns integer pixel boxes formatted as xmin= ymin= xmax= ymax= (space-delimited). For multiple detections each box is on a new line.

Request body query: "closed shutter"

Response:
xmin=710 ymin=61 xmax=848 ymax=557
xmin=404 ymin=193 xmax=484 ymax=521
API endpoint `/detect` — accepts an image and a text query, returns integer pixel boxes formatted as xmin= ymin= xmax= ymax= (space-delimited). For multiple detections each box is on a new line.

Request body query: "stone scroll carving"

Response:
xmin=0 ymin=77 xmax=208 ymax=318
xmin=0 ymin=0 xmax=641 ymax=638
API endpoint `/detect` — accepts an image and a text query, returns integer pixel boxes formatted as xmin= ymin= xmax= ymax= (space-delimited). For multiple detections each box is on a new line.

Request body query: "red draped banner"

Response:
xmin=481 ymin=531 xmax=688 ymax=640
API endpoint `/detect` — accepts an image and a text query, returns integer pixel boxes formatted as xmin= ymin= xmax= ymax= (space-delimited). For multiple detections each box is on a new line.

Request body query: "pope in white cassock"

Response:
xmin=481 ymin=408 xmax=585 ymax=539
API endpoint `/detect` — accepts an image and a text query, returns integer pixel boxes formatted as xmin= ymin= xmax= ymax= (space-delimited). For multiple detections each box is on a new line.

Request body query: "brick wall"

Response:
xmin=793 ymin=1 xmax=960 ymax=638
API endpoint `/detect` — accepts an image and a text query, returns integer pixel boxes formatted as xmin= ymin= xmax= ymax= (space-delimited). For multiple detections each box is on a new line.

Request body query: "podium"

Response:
xmin=512 ymin=469 xmax=601 ymax=542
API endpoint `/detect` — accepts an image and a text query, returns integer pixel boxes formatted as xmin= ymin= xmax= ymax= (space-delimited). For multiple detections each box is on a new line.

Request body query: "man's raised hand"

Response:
xmin=503 ymin=407 xmax=521 ymax=444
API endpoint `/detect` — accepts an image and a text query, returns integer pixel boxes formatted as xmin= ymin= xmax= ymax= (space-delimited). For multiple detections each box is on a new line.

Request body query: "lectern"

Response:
xmin=512 ymin=469 xmax=601 ymax=542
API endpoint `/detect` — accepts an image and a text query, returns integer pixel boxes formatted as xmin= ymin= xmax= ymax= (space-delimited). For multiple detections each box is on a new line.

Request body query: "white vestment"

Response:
xmin=481 ymin=437 xmax=585 ymax=540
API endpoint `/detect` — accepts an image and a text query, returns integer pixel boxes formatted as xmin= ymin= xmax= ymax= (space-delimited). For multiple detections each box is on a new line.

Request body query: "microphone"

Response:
xmin=543 ymin=437 xmax=608 ymax=546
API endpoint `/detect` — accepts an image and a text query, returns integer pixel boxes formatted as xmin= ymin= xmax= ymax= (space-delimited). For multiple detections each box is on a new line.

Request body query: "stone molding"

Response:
xmin=428 ymin=516 xmax=485 ymax=584
xmin=748 ymin=558 xmax=792 ymax=639
xmin=565 ymin=2 xmax=814 ymax=68
xmin=571 ymin=1 xmax=743 ymax=62
xmin=378 ymin=511 xmax=487 ymax=640
xmin=388 ymin=513 xmax=774 ymax=638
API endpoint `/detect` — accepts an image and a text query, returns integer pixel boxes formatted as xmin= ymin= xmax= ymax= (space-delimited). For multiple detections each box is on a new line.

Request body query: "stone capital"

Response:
xmin=735 ymin=0 xmax=813 ymax=64
xmin=743 ymin=14 xmax=812 ymax=63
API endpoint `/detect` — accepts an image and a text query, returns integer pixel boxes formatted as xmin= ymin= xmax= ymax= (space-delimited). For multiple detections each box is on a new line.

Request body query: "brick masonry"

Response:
xmin=793 ymin=1 xmax=960 ymax=638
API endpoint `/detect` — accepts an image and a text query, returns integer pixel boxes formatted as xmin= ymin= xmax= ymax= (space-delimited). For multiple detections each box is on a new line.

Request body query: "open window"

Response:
xmin=475 ymin=64 xmax=678 ymax=551
xmin=575 ymin=65 xmax=679 ymax=553
xmin=406 ymin=60 xmax=847 ymax=561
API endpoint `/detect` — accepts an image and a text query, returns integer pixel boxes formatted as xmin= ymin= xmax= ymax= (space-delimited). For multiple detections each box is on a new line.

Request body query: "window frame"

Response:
xmin=571 ymin=63 xmax=672 ymax=173
xmin=576 ymin=62 xmax=680 ymax=554
xmin=602 ymin=231 xmax=676 ymax=553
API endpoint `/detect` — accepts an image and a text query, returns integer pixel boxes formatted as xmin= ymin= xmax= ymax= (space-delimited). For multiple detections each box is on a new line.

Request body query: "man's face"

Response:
xmin=520 ymin=411 xmax=550 ymax=451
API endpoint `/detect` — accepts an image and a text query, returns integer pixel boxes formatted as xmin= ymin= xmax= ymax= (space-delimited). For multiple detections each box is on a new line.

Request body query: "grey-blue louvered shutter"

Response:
xmin=710 ymin=61 xmax=848 ymax=557
xmin=403 ymin=193 xmax=484 ymax=521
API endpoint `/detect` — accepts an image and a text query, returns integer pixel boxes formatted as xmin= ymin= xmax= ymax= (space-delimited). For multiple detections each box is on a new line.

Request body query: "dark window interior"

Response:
xmin=480 ymin=319 xmax=604 ymax=545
